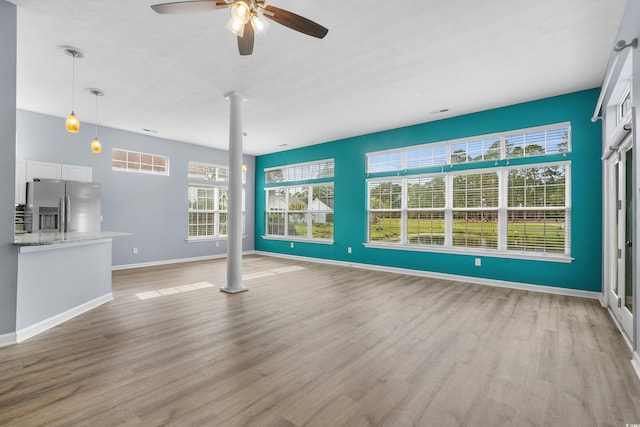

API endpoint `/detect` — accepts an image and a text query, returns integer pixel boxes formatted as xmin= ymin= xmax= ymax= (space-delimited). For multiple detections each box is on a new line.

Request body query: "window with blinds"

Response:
xmin=368 ymin=180 xmax=403 ymax=243
xmin=406 ymin=145 xmax=448 ymax=169
xmin=187 ymin=161 xmax=245 ymax=240
xmin=506 ymin=165 xmax=568 ymax=253
xmin=451 ymin=137 xmax=501 ymax=164
xmin=366 ymin=161 xmax=570 ymax=258
xmin=407 ymin=176 xmax=446 ymax=246
xmin=452 ymin=172 xmax=499 ymax=249
xmin=505 ymin=127 xmax=569 ymax=158
xmin=265 ymin=159 xmax=334 ymax=183
xmin=366 ymin=123 xmax=570 ymax=174
xmin=188 ymin=185 xmax=227 ymax=238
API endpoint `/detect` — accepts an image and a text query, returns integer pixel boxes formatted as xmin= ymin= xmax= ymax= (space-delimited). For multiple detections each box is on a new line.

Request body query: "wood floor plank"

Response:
xmin=1 ymin=255 xmax=639 ymax=426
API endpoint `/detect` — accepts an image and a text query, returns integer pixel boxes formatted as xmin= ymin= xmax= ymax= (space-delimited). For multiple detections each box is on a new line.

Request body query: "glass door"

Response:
xmin=609 ymin=138 xmax=634 ymax=339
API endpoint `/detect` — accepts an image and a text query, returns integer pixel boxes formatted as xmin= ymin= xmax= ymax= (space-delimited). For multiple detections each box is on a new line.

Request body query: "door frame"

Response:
xmin=605 ymin=134 xmax=634 ymax=341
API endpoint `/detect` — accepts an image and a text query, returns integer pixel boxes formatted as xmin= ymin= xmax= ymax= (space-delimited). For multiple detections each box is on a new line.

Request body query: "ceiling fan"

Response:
xmin=151 ymin=0 xmax=329 ymax=56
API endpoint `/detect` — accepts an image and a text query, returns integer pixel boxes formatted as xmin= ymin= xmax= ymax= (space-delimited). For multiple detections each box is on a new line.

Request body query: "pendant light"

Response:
xmin=63 ymin=47 xmax=84 ymax=133
xmin=89 ymin=89 xmax=104 ymax=154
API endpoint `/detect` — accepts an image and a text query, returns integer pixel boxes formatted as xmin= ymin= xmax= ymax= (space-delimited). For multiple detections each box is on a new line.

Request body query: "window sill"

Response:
xmin=363 ymin=242 xmax=573 ymax=263
xmin=262 ymin=235 xmax=334 ymax=245
xmin=186 ymin=236 xmax=246 ymax=243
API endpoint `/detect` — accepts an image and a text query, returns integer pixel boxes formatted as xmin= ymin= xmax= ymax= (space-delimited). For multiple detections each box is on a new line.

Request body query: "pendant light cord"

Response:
xmin=71 ymin=53 xmax=76 ymax=111
xmin=94 ymin=92 xmax=99 ymax=138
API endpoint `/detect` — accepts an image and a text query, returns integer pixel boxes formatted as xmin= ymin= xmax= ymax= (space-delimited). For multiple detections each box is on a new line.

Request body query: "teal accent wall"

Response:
xmin=255 ymin=89 xmax=603 ymax=292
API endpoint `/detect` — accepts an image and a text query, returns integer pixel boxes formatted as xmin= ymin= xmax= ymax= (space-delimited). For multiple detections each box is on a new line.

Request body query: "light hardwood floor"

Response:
xmin=1 ymin=255 xmax=639 ymax=426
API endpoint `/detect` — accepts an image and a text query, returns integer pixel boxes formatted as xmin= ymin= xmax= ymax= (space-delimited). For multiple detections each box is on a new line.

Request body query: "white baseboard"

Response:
xmin=16 ymin=293 xmax=113 ymax=343
xmin=112 ymin=251 xmax=256 ymax=271
xmin=254 ymin=251 xmax=600 ymax=300
xmin=632 ymin=352 xmax=640 ymax=382
xmin=0 ymin=332 xmax=16 ymax=348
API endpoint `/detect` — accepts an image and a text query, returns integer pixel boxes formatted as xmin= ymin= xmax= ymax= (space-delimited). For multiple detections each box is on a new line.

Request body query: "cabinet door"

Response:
xmin=61 ymin=164 xmax=92 ymax=182
xmin=15 ymin=158 xmax=27 ymax=204
xmin=26 ymin=160 xmax=62 ymax=181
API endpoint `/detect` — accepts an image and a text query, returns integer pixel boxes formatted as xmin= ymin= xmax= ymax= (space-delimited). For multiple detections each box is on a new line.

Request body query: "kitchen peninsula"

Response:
xmin=14 ymin=231 xmax=128 ymax=342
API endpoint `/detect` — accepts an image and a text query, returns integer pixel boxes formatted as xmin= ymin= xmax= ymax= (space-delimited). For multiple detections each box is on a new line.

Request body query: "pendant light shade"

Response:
xmin=89 ymin=89 xmax=104 ymax=154
xmin=91 ymin=137 xmax=102 ymax=154
xmin=63 ymin=47 xmax=84 ymax=133
xmin=66 ymin=112 xmax=80 ymax=133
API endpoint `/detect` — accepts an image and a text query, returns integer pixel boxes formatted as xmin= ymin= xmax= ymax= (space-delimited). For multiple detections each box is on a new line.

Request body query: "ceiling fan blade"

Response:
xmin=238 ymin=22 xmax=255 ymax=56
xmin=151 ymin=0 xmax=228 ymax=14
xmin=262 ymin=5 xmax=328 ymax=39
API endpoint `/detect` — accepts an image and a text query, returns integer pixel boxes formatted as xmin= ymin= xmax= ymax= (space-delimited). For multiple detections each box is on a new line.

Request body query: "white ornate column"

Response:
xmin=221 ymin=91 xmax=248 ymax=294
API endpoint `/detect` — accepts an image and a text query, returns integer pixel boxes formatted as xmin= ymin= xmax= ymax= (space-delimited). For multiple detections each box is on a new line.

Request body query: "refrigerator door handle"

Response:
xmin=59 ymin=196 xmax=65 ymax=233
xmin=65 ymin=195 xmax=71 ymax=232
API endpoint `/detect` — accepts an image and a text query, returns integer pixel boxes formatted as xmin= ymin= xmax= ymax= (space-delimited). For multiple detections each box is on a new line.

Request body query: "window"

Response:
xmin=366 ymin=123 xmax=570 ymax=174
xmin=112 ymin=149 xmax=169 ymax=175
xmin=188 ymin=161 xmax=244 ymax=184
xmin=188 ymin=185 xmax=228 ymax=239
xmin=365 ymin=123 xmax=572 ymax=260
xmin=366 ymin=162 xmax=569 ymax=258
xmin=265 ymin=159 xmax=334 ymax=183
xmin=407 ymin=177 xmax=446 ymax=246
xmin=620 ymin=88 xmax=632 ymax=122
xmin=505 ymin=127 xmax=569 ymax=158
xmin=452 ymin=172 xmax=499 ymax=249
xmin=506 ymin=165 xmax=568 ymax=253
xmin=188 ymin=161 xmax=244 ymax=240
xmin=266 ymin=183 xmax=334 ymax=241
xmin=369 ymin=180 xmax=402 ymax=243
xmin=264 ymin=160 xmax=335 ymax=242
xmin=451 ymin=137 xmax=501 ymax=164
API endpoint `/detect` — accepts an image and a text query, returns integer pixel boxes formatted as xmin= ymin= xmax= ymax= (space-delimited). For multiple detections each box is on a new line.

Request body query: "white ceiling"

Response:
xmin=12 ymin=0 xmax=627 ymax=155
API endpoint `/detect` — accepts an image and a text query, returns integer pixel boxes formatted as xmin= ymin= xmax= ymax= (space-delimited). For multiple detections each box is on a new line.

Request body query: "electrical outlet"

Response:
xmin=475 ymin=258 xmax=481 ymax=267
xmin=216 ymin=241 xmax=220 ymax=247
xmin=348 ymin=247 xmax=352 ymax=254
xmin=290 ymin=242 xmax=294 ymax=248
xmin=133 ymin=247 xmax=138 ymax=254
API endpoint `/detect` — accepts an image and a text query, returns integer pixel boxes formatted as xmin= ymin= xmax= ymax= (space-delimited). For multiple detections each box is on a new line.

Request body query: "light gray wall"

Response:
xmin=16 ymin=110 xmax=255 ymax=267
xmin=0 ymin=0 xmax=18 ymax=336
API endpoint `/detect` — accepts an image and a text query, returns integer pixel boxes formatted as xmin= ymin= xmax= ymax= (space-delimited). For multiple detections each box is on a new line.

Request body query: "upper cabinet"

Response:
xmin=25 ymin=160 xmax=61 ymax=182
xmin=16 ymin=160 xmax=93 ymax=204
xmin=61 ymin=164 xmax=92 ymax=182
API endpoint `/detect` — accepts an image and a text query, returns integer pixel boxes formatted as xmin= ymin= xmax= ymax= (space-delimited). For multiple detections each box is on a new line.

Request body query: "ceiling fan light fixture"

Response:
xmin=226 ymin=16 xmax=245 ymax=37
xmin=251 ymin=14 xmax=268 ymax=33
xmin=231 ymin=1 xmax=251 ymax=24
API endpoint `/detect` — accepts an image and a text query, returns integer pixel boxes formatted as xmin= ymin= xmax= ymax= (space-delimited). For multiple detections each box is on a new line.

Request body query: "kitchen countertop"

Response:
xmin=15 ymin=231 xmax=130 ymax=246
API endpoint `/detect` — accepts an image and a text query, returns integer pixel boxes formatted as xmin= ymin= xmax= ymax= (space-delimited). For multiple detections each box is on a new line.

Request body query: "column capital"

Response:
xmin=224 ymin=91 xmax=247 ymax=102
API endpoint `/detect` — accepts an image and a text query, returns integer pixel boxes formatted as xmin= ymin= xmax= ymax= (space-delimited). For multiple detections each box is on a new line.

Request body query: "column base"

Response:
xmin=220 ymin=286 xmax=249 ymax=294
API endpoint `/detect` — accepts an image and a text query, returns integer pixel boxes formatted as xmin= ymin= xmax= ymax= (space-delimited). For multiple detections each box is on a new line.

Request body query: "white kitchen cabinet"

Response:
xmin=15 ymin=158 xmax=27 ymax=204
xmin=26 ymin=160 xmax=62 ymax=182
xmin=61 ymin=164 xmax=92 ymax=182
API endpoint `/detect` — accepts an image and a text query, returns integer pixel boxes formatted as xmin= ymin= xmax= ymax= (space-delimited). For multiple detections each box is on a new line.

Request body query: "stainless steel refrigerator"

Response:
xmin=26 ymin=179 xmax=101 ymax=233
